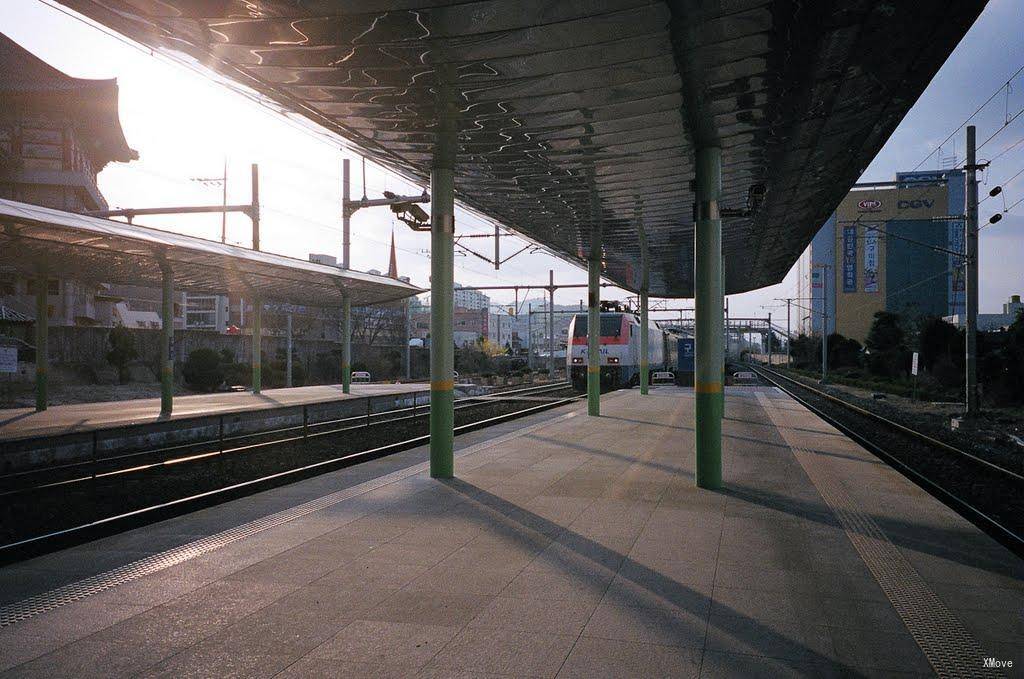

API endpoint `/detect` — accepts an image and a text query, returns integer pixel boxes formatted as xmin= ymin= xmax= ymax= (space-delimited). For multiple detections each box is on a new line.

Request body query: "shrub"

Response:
xmin=106 ymin=326 xmax=138 ymax=383
xmin=182 ymin=348 xmax=225 ymax=392
xmin=222 ymin=361 xmax=251 ymax=388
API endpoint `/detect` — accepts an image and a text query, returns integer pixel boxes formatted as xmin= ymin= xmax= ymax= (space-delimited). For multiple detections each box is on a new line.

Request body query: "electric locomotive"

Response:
xmin=567 ymin=311 xmax=677 ymax=391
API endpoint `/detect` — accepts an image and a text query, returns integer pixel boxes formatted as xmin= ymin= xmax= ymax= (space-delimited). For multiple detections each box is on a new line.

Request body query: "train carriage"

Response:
xmin=567 ymin=312 xmax=677 ymax=391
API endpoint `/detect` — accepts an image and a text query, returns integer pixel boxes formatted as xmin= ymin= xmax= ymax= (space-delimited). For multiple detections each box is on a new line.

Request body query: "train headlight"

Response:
xmin=572 ymin=357 xmax=583 ymax=364
xmin=607 ymin=356 xmax=619 ymax=364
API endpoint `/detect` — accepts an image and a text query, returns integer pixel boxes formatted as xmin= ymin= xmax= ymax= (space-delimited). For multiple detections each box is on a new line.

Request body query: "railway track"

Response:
xmin=747 ymin=364 xmax=1024 ymax=556
xmin=0 ymin=382 xmax=579 ymax=562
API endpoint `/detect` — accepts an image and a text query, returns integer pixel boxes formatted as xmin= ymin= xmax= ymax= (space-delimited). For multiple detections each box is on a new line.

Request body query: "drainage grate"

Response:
xmin=0 ymin=410 xmax=577 ymax=628
xmin=757 ymin=392 xmax=1001 ymax=679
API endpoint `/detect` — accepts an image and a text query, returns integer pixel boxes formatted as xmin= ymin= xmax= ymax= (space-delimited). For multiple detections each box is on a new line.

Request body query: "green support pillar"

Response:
xmin=694 ymin=146 xmax=723 ymax=489
xmin=640 ymin=290 xmax=649 ymax=395
xmin=34 ymin=266 xmax=47 ymax=412
xmin=159 ymin=263 xmax=174 ymax=416
xmin=252 ymin=296 xmax=262 ymax=394
xmin=587 ymin=228 xmax=602 ymax=416
xmin=341 ymin=293 xmax=352 ymax=393
xmin=429 ymin=107 xmax=457 ymax=478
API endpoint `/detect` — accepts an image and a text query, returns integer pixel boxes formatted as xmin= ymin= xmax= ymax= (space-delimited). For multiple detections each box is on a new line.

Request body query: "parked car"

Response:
xmin=351 ymin=371 xmax=371 ymax=383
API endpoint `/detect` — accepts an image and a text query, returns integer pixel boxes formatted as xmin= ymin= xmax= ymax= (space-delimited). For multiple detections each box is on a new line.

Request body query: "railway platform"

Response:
xmin=0 ymin=386 xmax=1020 ymax=677
xmin=0 ymin=383 xmax=437 ymax=441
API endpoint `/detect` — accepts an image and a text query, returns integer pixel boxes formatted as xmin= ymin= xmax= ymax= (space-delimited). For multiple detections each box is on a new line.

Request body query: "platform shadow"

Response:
xmin=721 ymin=484 xmax=1023 ymax=577
xmin=0 ymin=411 xmax=38 ymax=428
xmin=441 ymin=479 xmax=858 ymax=675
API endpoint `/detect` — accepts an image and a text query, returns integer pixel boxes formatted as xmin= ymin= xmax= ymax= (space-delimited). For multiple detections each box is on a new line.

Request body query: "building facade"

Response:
xmin=453 ymin=283 xmax=490 ymax=311
xmin=946 ymin=294 xmax=1023 ymax=331
xmin=798 ymin=170 xmax=966 ymax=342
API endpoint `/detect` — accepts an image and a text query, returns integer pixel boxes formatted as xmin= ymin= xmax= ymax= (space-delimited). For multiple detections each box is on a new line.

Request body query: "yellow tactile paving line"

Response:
xmin=756 ymin=391 xmax=1000 ymax=679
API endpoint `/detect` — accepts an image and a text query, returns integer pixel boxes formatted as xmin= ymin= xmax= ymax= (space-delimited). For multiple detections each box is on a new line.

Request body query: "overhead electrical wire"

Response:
xmin=912 ymin=63 xmax=1024 ymax=171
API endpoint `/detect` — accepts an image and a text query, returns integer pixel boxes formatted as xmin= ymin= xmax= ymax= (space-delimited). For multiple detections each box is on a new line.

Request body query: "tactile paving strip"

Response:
xmin=0 ymin=410 xmax=579 ymax=628
xmin=756 ymin=392 xmax=1000 ymax=679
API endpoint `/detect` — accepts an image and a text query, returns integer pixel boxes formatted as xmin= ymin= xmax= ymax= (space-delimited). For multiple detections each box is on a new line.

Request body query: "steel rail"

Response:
xmin=0 ymin=382 xmax=570 ymax=485
xmin=749 ymin=364 xmax=1024 ymax=552
xmin=751 ymin=365 xmax=1021 ymax=482
xmin=0 ymin=390 xmax=583 ymax=559
xmin=0 ymin=383 xmax=573 ymax=497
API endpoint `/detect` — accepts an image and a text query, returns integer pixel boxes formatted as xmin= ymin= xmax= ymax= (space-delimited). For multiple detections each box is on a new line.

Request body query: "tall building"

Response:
xmin=453 ymin=283 xmax=490 ymax=311
xmin=797 ymin=169 xmax=966 ymax=342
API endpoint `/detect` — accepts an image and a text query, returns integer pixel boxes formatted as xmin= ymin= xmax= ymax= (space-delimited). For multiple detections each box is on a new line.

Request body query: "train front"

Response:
xmin=566 ymin=313 xmax=633 ymax=391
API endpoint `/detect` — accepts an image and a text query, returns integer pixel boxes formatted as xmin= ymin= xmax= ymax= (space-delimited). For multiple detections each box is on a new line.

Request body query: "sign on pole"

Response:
xmin=911 ymin=351 xmax=919 ymax=376
xmin=0 ymin=346 xmax=17 ymax=373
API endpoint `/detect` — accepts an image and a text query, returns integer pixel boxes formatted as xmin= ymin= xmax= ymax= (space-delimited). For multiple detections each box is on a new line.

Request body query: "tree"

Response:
xmin=917 ymin=316 xmax=961 ymax=373
xmin=182 ymin=348 xmax=225 ymax=392
xmin=106 ymin=326 xmax=137 ymax=383
xmin=352 ymin=303 xmax=406 ymax=346
xmin=865 ymin=311 xmax=904 ymax=353
xmin=789 ymin=333 xmax=820 ymax=369
xmin=827 ymin=333 xmax=862 ymax=370
xmin=865 ymin=311 xmax=909 ymax=378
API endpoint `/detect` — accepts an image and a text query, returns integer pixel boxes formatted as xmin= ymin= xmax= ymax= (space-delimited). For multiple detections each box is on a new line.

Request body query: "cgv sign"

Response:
xmin=897 ymin=198 xmax=935 ymax=209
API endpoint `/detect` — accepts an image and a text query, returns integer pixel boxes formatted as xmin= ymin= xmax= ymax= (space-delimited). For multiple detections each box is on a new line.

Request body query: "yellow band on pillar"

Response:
xmin=695 ymin=380 xmax=722 ymax=394
xmin=431 ymin=380 xmax=454 ymax=391
xmin=587 ymin=366 xmax=600 ymax=374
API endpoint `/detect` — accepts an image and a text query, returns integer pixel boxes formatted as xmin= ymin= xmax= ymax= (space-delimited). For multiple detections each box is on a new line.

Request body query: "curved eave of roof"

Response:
xmin=52 ymin=1 xmax=986 ymax=297
xmin=0 ymin=33 xmax=137 ymax=168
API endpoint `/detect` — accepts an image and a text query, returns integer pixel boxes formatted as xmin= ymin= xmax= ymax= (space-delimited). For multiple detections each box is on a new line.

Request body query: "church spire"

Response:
xmin=387 ymin=229 xmax=399 ymax=279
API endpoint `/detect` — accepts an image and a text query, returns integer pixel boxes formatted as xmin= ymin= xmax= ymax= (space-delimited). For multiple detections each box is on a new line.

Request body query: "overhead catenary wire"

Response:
xmin=912 ymin=63 xmax=1024 ymax=171
xmin=33 ymin=0 xmax=561 ymax=275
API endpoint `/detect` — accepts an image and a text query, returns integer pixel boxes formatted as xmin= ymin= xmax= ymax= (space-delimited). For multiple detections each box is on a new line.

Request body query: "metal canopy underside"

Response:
xmin=0 ymin=199 xmax=421 ymax=307
xmin=59 ymin=0 xmax=984 ymax=297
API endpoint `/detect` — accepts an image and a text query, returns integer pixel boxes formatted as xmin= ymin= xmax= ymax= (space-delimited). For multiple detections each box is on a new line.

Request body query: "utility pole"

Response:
xmin=548 ymin=269 xmax=555 ymax=378
xmin=965 ymin=125 xmax=980 ymax=416
xmin=405 ymin=297 xmax=412 ymax=380
xmin=527 ymin=302 xmax=533 ymax=370
xmin=341 ymin=159 xmax=352 ymax=394
xmin=785 ymin=299 xmax=791 ymax=366
xmin=250 ymin=164 xmax=260 ymax=251
xmin=221 ymin=159 xmax=228 ymax=244
xmin=767 ymin=313 xmax=772 ymax=366
xmin=286 ymin=312 xmax=293 ymax=388
xmin=816 ymin=263 xmax=830 ymax=383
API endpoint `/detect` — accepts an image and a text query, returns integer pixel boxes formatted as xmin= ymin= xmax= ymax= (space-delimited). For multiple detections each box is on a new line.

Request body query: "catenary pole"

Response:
xmin=548 ymin=270 xmax=555 ymax=378
xmin=159 ymin=261 xmax=174 ymax=415
xmin=34 ymin=264 xmax=47 ymax=412
xmin=965 ymin=125 xmax=980 ymax=415
xmin=341 ymin=158 xmax=352 ymax=394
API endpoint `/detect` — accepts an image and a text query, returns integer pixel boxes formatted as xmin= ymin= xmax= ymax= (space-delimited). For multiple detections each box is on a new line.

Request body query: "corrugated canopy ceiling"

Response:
xmin=57 ymin=0 xmax=985 ymax=297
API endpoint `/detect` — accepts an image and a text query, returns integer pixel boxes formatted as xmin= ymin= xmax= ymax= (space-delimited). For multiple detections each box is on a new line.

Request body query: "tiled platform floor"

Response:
xmin=0 ymin=382 xmax=432 ymax=439
xmin=0 ymin=387 xmax=1020 ymax=678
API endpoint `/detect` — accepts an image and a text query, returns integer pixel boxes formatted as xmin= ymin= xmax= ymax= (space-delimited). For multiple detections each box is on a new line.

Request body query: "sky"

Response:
xmin=2 ymin=0 xmax=1023 ymax=323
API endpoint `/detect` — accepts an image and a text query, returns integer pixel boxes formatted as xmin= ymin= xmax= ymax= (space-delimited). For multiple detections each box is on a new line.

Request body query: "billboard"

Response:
xmin=842 ymin=225 xmax=857 ymax=292
xmin=863 ymin=227 xmax=879 ymax=292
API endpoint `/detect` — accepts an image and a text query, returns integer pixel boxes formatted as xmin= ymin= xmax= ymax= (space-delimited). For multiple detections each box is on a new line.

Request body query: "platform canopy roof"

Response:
xmin=0 ymin=199 xmax=421 ymax=307
xmin=58 ymin=1 xmax=985 ymax=297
